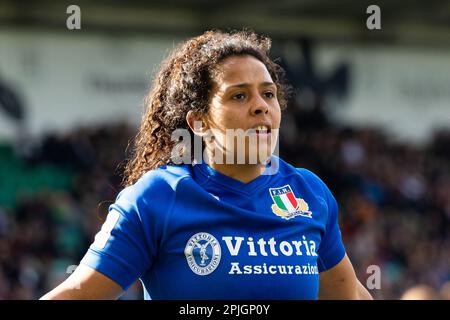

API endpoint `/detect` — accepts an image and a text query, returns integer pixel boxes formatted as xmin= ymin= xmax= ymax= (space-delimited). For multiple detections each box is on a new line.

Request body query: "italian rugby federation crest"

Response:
xmin=269 ymin=185 xmax=312 ymax=220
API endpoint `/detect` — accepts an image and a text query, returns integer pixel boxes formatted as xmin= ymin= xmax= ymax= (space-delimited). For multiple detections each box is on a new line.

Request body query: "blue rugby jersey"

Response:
xmin=80 ymin=156 xmax=346 ymax=300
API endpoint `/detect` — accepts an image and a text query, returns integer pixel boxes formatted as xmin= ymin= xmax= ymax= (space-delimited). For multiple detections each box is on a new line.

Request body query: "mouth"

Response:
xmin=249 ymin=125 xmax=271 ymax=135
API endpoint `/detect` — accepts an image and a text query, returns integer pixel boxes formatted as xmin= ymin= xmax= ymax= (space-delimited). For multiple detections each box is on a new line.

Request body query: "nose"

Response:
xmin=250 ymin=94 xmax=269 ymax=116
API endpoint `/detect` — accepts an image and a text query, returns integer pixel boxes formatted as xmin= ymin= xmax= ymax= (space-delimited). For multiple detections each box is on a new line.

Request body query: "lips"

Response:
xmin=250 ymin=124 xmax=271 ymax=134
xmin=254 ymin=125 xmax=270 ymax=134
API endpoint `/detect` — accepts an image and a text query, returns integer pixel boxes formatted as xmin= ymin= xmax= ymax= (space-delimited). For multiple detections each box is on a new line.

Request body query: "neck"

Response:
xmin=207 ymin=162 xmax=266 ymax=184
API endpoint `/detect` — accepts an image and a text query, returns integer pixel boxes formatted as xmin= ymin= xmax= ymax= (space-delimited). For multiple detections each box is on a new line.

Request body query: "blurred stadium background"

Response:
xmin=0 ymin=0 xmax=449 ymax=299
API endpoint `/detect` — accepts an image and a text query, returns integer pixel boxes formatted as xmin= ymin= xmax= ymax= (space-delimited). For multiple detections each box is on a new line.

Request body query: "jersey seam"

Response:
xmin=151 ymin=175 xmax=190 ymax=252
xmin=153 ymin=175 xmax=191 ymax=298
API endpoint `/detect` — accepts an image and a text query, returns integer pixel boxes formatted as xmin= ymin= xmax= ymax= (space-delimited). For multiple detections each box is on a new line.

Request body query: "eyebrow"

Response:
xmin=226 ymin=82 xmax=276 ymax=89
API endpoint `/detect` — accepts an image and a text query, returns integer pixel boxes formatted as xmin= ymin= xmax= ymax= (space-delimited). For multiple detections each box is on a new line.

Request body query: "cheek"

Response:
xmin=223 ymin=113 xmax=244 ymax=129
xmin=207 ymin=103 xmax=224 ymax=127
xmin=208 ymin=104 xmax=243 ymax=130
xmin=209 ymin=111 xmax=227 ymax=132
xmin=272 ymin=104 xmax=282 ymax=128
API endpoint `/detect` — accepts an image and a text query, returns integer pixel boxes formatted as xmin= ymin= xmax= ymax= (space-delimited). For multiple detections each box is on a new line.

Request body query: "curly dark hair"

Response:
xmin=123 ymin=29 xmax=290 ymax=187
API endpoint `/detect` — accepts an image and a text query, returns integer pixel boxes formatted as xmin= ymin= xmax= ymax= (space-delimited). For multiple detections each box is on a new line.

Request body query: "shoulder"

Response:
xmin=296 ymin=168 xmax=330 ymax=194
xmin=114 ymin=164 xmax=192 ymax=214
xmin=277 ymin=158 xmax=330 ymax=193
xmin=276 ymin=157 xmax=335 ymax=202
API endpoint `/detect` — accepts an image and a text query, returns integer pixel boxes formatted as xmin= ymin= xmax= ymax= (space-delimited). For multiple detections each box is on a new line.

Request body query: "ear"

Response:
xmin=186 ymin=111 xmax=209 ymax=137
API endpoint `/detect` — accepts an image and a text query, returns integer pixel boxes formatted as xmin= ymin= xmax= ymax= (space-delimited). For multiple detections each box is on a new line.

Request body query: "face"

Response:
xmin=202 ymin=55 xmax=281 ymax=165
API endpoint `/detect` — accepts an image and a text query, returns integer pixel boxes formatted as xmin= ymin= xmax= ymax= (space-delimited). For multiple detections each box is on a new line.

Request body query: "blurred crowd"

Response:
xmin=280 ymin=102 xmax=450 ymax=299
xmin=0 ymin=123 xmax=143 ymax=299
xmin=0 ymin=104 xmax=449 ymax=299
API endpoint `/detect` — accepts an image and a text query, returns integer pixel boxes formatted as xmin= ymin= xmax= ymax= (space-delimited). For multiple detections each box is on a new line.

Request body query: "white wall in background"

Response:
xmin=316 ymin=43 xmax=450 ymax=144
xmin=0 ymin=29 xmax=183 ymax=142
xmin=0 ymin=29 xmax=449 ymax=144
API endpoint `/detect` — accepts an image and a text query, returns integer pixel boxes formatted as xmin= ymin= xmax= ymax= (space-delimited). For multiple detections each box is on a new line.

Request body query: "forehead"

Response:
xmin=213 ymin=55 xmax=273 ymax=87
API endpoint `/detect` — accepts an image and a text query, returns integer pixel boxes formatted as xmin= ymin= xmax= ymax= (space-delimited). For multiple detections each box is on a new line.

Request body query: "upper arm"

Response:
xmin=316 ymin=183 xmax=346 ymax=272
xmin=297 ymin=170 xmax=372 ymax=300
xmin=79 ymin=179 xmax=165 ymax=291
xmin=319 ymin=253 xmax=373 ymax=300
xmin=40 ymin=264 xmax=124 ymax=300
xmin=318 ymin=253 xmax=358 ymax=300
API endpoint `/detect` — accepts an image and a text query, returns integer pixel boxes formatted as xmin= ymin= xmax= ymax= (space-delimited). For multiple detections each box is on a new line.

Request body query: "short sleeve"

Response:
xmin=80 ymin=188 xmax=155 ymax=291
xmin=316 ymin=190 xmax=346 ymax=272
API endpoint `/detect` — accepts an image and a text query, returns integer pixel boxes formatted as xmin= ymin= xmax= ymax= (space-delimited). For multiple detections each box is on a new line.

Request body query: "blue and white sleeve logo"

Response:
xmin=93 ymin=211 xmax=120 ymax=249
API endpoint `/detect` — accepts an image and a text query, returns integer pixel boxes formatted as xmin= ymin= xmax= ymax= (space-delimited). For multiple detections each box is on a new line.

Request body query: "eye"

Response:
xmin=264 ymin=91 xmax=275 ymax=99
xmin=232 ymin=93 xmax=246 ymax=100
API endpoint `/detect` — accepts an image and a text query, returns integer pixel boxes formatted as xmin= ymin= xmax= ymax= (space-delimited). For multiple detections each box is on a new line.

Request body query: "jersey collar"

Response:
xmin=192 ymin=156 xmax=280 ymax=196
